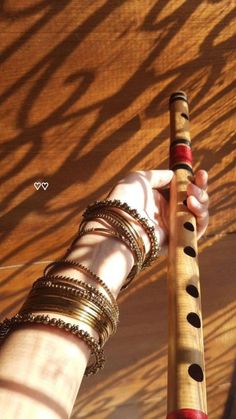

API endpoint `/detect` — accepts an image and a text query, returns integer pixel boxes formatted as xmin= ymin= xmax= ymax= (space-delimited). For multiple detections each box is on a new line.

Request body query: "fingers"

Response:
xmin=136 ymin=169 xmax=206 ymax=191
xmin=187 ymin=195 xmax=209 ymax=219
xmin=194 ymin=169 xmax=208 ymax=190
xmin=187 ymin=182 xmax=208 ymax=205
xmin=135 ymin=170 xmax=173 ymax=188
xmin=187 ymin=196 xmax=209 ymax=237
xmin=187 ymin=170 xmax=209 ymax=238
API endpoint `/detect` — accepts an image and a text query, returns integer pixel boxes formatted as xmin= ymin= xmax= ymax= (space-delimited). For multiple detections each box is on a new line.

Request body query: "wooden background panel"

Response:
xmin=0 ymin=1 xmax=236 ymax=418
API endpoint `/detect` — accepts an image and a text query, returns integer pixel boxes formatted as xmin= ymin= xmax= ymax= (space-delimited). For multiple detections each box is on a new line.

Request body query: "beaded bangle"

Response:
xmin=19 ymin=294 xmax=112 ymax=346
xmin=44 ymin=260 xmax=117 ymax=310
xmin=33 ymin=275 xmax=119 ymax=318
xmin=22 ymin=283 xmax=117 ymax=335
xmin=83 ymin=199 xmax=160 ymax=267
xmin=112 ymin=211 xmax=146 ymax=262
xmin=0 ymin=313 xmax=105 ymax=376
xmin=29 ymin=281 xmax=118 ymax=324
xmin=19 ymin=295 xmax=112 ymax=347
xmin=20 ymin=295 xmax=111 ymax=345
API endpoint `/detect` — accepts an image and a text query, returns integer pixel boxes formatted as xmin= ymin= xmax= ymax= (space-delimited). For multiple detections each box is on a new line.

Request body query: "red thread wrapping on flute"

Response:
xmin=166 ymin=408 xmax=208 ymax=419
xmin=170 ymin=145 xmax=193 ymax=168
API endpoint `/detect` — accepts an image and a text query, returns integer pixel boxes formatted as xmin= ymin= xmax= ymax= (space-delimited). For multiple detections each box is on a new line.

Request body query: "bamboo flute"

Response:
xmin=166 ymin=92 xmax=208 ymax=419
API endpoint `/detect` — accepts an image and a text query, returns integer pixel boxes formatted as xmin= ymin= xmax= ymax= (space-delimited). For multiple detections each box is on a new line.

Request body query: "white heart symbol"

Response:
xmin=42 ymin=182 xmax=49 ymax=190
xmin=34 ymin=182 xmax=41 ymax=190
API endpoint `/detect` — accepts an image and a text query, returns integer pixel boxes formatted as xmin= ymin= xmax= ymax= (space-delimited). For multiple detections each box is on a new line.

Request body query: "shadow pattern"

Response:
xmin=0 ymin=0 xmax=235 ymax=418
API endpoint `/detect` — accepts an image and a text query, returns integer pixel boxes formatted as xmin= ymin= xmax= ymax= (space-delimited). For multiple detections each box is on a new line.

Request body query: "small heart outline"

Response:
xmin=42 ymin=182 xmax=49 ymax=190
xmin=34 ymin=182 xmax=41 ymax=190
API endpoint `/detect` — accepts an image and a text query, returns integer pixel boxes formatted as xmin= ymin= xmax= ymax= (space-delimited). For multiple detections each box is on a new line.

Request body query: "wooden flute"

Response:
xmin=166 ymin=92 xmax=208 ymax=419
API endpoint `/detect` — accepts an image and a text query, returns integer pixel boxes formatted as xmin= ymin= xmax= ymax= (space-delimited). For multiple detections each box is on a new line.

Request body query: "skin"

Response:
xmin=0 ymin=169 xmax=209 ymax=418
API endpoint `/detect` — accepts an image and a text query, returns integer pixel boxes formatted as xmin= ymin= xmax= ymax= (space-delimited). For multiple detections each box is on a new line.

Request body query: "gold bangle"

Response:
xmin=26 ymin=289 xmax=115 ymax=330
xmin=79 ymin=220 xmax=145 ymax=263
xmin=20 ymin=295 xmax=111 ymax=346
xmin=22 ymin=285 xmax=117 ymax=337
xmin=33 ymin=276 xmax=118 ymax=319
xmin=24 ymin=279 xmax=118 ymax=345
xmin=32 ymin=278 xmax=117 ymax=318
xmin=44 ymin=260 xmax=117 ymax=309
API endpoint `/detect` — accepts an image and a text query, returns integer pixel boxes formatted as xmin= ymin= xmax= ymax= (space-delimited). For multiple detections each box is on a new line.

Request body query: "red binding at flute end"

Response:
xmin=166 ymin=408 xmax=208 ymax=419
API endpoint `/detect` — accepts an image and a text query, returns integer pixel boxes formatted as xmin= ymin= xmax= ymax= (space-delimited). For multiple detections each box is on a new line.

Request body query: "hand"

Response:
xmin=186 ymin=169 xmax=209 ymax=239
xmin=107 ymin=169 xmax=209 ymax=255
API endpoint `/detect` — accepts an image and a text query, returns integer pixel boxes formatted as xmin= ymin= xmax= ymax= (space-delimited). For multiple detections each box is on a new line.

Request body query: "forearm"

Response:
xmin=0 ymin=324 xmax=89 ymax=419
xmin=0 ymin=232 xmax=134 ymax=418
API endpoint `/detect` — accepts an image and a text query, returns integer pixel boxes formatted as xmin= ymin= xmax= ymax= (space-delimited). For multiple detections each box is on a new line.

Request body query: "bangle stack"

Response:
xmin=81 ymin=199 xmax=160 ymax=289
xmin=20 ymin=274 xmax=118 ymax=346
xmin=0 ymin=199 xmax=160 ymax=376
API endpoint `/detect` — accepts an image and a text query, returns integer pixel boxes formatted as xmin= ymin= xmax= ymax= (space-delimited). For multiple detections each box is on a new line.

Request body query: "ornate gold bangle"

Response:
xmin=44 ymin=260 xmax=117 ymax=309
xmin=19 ymin=295 xmax=111 ymax=346
xmin=32 ymin=276 xmax=118 ymax=321
xmin=24 ymin=288 xmax=116 ymax=332
xmin=21 ymin=283 xmax=117 ymax=336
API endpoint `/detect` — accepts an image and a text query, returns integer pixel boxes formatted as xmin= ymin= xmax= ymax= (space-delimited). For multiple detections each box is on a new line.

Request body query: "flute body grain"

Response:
xmin=166 ymin=92 xmax=207 ymax=419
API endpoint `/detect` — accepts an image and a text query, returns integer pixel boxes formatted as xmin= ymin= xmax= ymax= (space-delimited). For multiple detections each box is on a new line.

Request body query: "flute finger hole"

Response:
xmin=181 ymin=112 xmax=189 ymax=120
xmin=184 ymin=246 xmax=196 ymax=257
xmin=188 ymin=364 xmax=204 ymax=382
xmin=186 ymin=285 xmax=199 ymax=298
xmin=187 ymin=312 xmax=201 ymax=328
xmin=183 ymin=222 xmax=195 ymax=231
xmin=183 ymin=199 xmax=187 ymax=206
